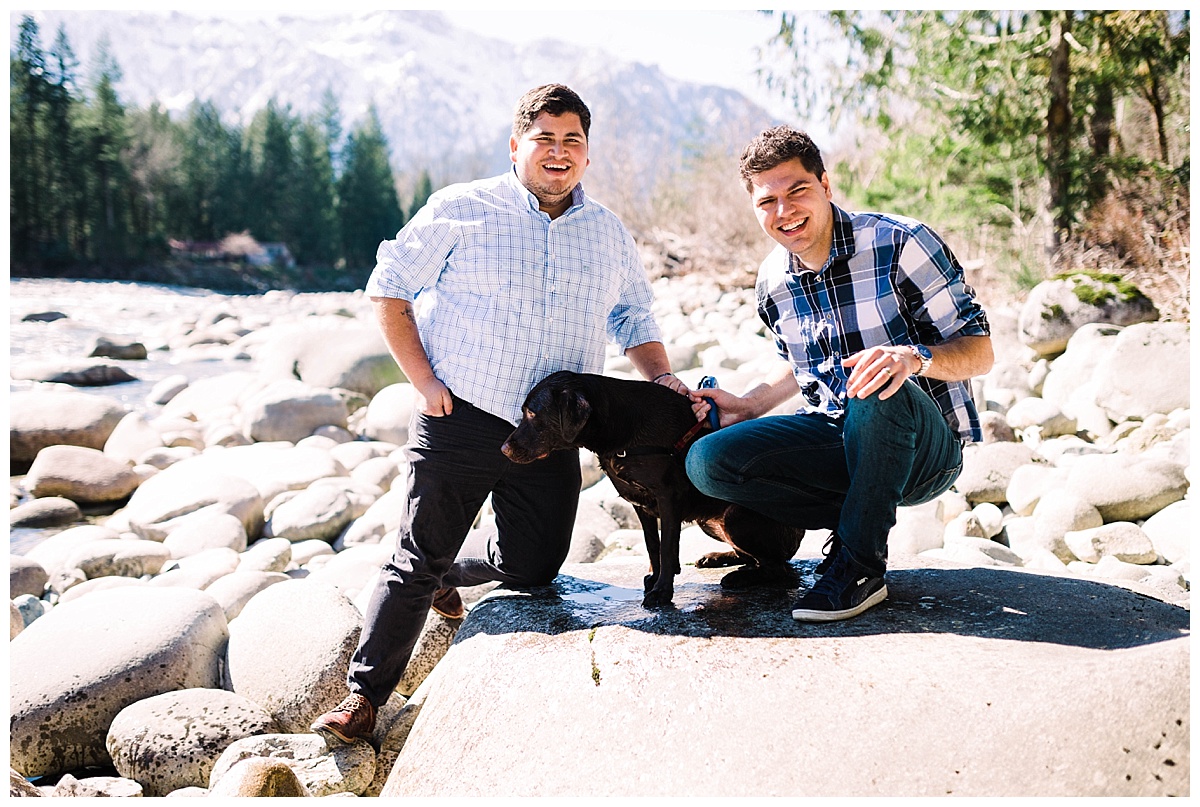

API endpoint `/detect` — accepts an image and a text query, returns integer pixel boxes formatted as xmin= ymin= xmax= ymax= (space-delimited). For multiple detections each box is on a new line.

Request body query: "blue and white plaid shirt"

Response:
xmin=757 ymin=203 xmax=990 ymax=441
xmin=366 ymin=168 xmax=663 ymax=426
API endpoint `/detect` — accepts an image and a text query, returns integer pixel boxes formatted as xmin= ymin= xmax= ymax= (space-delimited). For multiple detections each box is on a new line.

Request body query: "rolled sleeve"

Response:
xmin=607 ymin=232 xmax=663 ymax=351
xmin=897 ymin=226 xmax=990 ymax=344
xmin=365 ymin=199 xmax=459 ymax=301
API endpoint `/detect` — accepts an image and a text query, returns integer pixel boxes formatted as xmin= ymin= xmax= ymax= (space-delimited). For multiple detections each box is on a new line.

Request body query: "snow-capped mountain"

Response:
xmin=11 ymin=10 xmax=778 ymax=194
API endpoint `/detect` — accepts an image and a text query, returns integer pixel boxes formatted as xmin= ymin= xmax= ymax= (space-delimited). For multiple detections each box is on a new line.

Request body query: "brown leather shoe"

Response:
xmin=431 ymin=586 xmax=464 ymax=619
xmin=310 ymin=693 xmax=376 ymax=744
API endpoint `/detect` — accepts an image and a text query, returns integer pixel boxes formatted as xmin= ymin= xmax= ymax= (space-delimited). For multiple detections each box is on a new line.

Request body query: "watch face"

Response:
xmin=916 ymin=345 xmax=933 ymax=360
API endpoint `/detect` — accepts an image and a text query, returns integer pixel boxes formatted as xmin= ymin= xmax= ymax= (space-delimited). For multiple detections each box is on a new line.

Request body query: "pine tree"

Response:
xmin=337 ymin=106 xmax=403 ymax=271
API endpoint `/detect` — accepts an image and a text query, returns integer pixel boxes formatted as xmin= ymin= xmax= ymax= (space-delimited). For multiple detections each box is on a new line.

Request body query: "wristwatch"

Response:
xmin=908 ymin=344 xmax=933 ymax=377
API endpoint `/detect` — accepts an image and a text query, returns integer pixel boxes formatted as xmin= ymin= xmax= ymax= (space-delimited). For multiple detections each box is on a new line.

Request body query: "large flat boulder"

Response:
xmin=382 ymin=558 xmax=1188 ymax=797
xmin=10 ymin=587 xmax=228 ymax=778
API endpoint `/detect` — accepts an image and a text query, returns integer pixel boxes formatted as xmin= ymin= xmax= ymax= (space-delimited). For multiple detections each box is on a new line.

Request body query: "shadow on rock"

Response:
xmin=460 ymin=559 xmax=1189 ymax=651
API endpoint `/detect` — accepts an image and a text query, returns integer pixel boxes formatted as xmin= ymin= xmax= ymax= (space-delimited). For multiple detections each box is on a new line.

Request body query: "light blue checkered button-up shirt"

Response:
xmin=366 ymin=168 xmax=663 ymax=426
xmin=757 ymin=203 xmax=990 ymax=441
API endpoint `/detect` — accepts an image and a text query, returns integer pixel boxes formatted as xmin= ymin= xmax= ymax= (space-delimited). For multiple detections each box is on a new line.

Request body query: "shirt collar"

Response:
xmin=506 ymin=166 xmax=587 ymax=217
xmin=786 ymin=202 xmax=856 ymax=276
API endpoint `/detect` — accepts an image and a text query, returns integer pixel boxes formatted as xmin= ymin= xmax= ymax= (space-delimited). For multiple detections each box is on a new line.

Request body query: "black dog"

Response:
xmin=500 ymin=370 xmax=805 ymax=607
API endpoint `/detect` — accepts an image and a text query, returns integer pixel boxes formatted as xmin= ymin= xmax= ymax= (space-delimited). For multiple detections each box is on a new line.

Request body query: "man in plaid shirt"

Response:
xmin=312 ymin=84 xmax=691 ymax=744
xmin=686 ymin=125 xmax=993 ymax=622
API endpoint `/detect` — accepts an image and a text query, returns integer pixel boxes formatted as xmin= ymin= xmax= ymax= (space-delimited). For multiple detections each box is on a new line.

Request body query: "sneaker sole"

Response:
xmin=310 ymin=722 xmax=357 ymax=745
xmin=792 ymin=584 xmax=888 ymax=622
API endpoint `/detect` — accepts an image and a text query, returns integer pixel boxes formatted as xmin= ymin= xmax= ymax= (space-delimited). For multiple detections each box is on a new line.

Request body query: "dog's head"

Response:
xmin=501 ymin=371 xmax=593 ymax=463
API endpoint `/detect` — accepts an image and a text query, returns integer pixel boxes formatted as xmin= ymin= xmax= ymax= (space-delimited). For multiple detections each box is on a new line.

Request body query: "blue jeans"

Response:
xmin=685 ymin=381 xmax=963 ymax=575
xmin=348 ymin=395 xmax=581 ymax=707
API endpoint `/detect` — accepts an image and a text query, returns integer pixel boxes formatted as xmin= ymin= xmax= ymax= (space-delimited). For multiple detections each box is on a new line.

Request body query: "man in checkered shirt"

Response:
xmin=686 ymin=125 xmax=993 ymax=623
xmin=312 ymin=84 xmax=693 ymax=744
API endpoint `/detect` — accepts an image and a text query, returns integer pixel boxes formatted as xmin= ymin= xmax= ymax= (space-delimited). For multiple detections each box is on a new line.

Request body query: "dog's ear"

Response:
xmin=559 ymin=388 xmax=592 ymax=442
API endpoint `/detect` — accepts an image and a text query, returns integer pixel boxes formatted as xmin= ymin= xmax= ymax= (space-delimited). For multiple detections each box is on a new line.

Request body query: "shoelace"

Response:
xmin=810 ymin=550 xmax=853 ymax=596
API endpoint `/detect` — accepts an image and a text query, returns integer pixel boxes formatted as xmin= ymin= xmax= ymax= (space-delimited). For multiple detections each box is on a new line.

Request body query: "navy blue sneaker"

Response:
xmin=813 ymin=532 xmax=842 ymax=576
xmin=792 ymin=546 xmax=887 ymax=622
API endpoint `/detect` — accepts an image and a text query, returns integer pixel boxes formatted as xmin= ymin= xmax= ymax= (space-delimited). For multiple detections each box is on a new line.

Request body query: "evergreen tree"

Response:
xmin=11 ymin=15 xmax=48 ymax=265
xmin=75 ymin=37 xmax=132 ymax=265
xmin=337 ymin=106 xmax=403 ymax=271
xmin=290 ymin=118 xmax=340 ymax=265
xmin=408 ymin=169 xmax=434 ymax=220
xmin=245 ymin=100 xmax=296 ymax=243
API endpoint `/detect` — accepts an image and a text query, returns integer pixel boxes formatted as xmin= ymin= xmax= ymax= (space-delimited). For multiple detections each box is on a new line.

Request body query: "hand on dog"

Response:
xmin=653 ymin=373 xmax=710 ymax=423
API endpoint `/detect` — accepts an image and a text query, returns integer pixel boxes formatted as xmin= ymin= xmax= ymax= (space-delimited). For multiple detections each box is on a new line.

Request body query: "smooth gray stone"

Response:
xmin=381 ymin=558 xmax=1189 ymax=798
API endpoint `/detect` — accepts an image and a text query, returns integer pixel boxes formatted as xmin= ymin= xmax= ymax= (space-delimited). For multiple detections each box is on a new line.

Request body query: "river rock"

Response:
xmin=239 ymin=537 xmax=293 ymax=573
xmin=255 ymin=321 xmax=402 ymax=399
xmin=90 ymin=335 xmax=148 ymax=360
xmin=10 ymin=360 xmax=137 ymax=387
xmin=209 ymin=733 xmax=375 ymax=797
xmin=1038 ymin=323 xmax=1120 ymax=409
xmin=103 ymin=411 xmax=165 ymax=464
xmin=207 ymin=757 xmax=312 ymax=797
xmin=380 ymin=560 xmax=1188 ymax=797
xmin=10 ymin=555 xmax=49 ymax=598
xmin=568 ymin=499 xmax=620 ymax=563
xmin=360 ymin=383 xmax=417 ymax=445
xmin=1140 ymin=500 xmax=1190 ymax=564
xmin=161 ymin=372 xmax=262 ymax=422
xmin=263 ymin=484 xmax=355 ymax=543
xmin=10 ymin=767 xmax=41 ymax=796
xmin=203 ymin=571 xmax=290 ymax=621
xmin=887 ymin=505 xmax=945 ymax=556
xmin=336 ymin=487 xmax=405 ymax=548
xmin=150 ymin=547 xmax=241 ymax=590
xmin=350 ymin=455 xmax=402 ymax=491
xmin=240 ymin=380 xmax=349 ymax=443
xmin=171 ymin=442 xmax=346 ymax=504
xmin=21 ymin=310 xmax=67 ymax=322
xmin=329 ymin=440 xmax=393 ymax=471
xmin=23 ymin=524 xmax=120 ymax=577
xmin=163 ymin=512 xmax=249 ymax=558
xmin=1063 ymin=453 xmax=1188 ymax=522
xmin=1064 ymin=522 xmax=1158 ymax=565
xmin=1005 ymin=463 xmax=1068 ymax=517
xmin=1017 ymin=273 xmax=1158 ymax=357
xmin=978 ymin=410 xmax=1017 ymax=443
xmin=147 ymin=374 xmax=190 ymax=406
xmin=1004 ymin=396 xmax=1076 ymax=438
xmin=106 ymin=688 xmax=278 ymax=796
xmin=1092 ymin=322 xmax=1190 ymax=422
xmin=123 ymin=461 xmax=264 ymax=542
xmin=43 ymin=773 xmax=143 ymax=797
xmin=224 ymin=581 xmax=362 ymax=733
xmin=8 ymin=496 xmax=84 ymax=528
xmin=56 ymin=574 xmax=146 ymax=604
xmin=10 ymin=389 xmax=127 ymax=466
xmin=138 ymin=445 xmax=201 ymax=469
xmin=9 ymin=587 xmax=228 ymax=778
xmin=13 ymin=594 xmax=47 ymax=628
xmin=953 ymin=442 xmax=1035 ymax=504
xmin=1029 ymin=490 xmax=1104 ymax=562
xmin=306 ymin=544 xmax=391 ymax=599
xmin=24 ymin=444 xmax=141 ymax=503
xmin=11 ymin=601 xmax=24 ymax=639
xmin=64 ymin=538 xmax=172 ymax=579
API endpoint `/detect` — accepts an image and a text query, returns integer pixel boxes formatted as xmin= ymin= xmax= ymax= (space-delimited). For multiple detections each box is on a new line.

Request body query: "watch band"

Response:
xmin=908 ymin=345 xmax=933 ymax=377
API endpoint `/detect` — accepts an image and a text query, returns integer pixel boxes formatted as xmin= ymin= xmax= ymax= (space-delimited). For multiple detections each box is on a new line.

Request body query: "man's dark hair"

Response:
xmin=512 ymin=84 xmax=592 ymax=140
xmin=738 ymin=126 xmax=826 ymax=191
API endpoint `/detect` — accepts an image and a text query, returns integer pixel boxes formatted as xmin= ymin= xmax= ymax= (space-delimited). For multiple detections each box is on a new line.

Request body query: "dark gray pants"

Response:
xmin=347 ymin=395 xmax=581 ymax=707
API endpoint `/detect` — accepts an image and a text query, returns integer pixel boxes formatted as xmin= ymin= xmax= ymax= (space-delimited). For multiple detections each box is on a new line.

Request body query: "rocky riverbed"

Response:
xmin=8 ymin=273 xmax=1191 ymax=796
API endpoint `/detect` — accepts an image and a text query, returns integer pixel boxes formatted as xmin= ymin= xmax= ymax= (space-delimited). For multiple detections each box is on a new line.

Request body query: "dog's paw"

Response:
xmin=695 ymin=550 xmax=744 ymax=569
xmin=642 ymin=586 xmax=674 ymax=608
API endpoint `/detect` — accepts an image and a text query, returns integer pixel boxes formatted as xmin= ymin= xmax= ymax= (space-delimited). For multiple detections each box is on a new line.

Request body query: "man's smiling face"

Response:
xmin=749 ymin=158 xmax=834 ymax=271
xmin=510 ymin=111 xmax=589 ymax=217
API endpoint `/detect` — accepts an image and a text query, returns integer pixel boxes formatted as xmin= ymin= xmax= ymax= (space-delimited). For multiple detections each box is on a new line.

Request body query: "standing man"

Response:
xmin=685 ymin=126 xmax=993 ymax=623
xmin=312 ymin=84 xmax=689 ymax=743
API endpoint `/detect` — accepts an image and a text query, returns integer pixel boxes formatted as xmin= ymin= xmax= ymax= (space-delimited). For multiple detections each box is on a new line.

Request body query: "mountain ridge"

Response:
xmin=11 ymin=10 xmax=777 ymax=192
